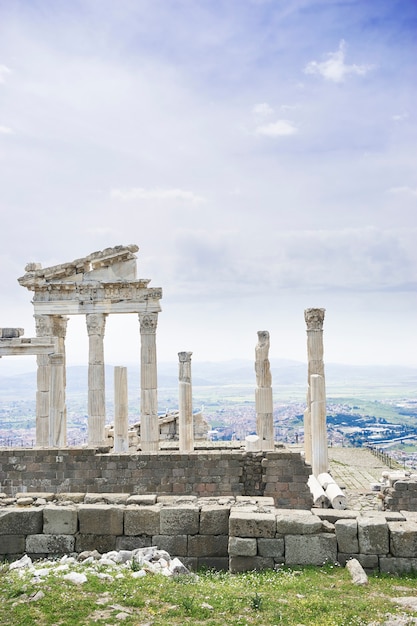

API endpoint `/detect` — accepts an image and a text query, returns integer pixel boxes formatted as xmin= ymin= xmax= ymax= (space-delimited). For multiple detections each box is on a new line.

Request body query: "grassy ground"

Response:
xmin=1 ymin=561 xmax=417 ymax=626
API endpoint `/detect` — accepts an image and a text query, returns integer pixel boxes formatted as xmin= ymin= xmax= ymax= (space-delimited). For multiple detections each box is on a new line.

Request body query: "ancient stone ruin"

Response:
xmin=2 ymin=245 xmax=417 ymax=574
xmin=16 ymin=244 xmax=162 ymax=450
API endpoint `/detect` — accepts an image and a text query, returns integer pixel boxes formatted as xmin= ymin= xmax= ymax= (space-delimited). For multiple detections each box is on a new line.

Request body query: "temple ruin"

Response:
xmin=16 ymin=245 xmax=162 ymax=450
xmin=3 ymin=246 xmax=417 ymax=575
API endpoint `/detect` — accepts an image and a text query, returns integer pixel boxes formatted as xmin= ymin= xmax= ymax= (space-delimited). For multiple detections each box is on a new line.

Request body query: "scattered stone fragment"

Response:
xmin=201 ymin=602 xmax=214 ymax=610
xmin=29 ymin=590 xmax=45 ymax=602
xmin=16 ymin=497 xmax=34 ymax=507
xmin=63 ymin=572 xmax=88 ymax=585
xmin=346 ymin=558 xmax=368 ymax=585
xmin=390 ymin=597 xmax=417 ymax=611
xmin=9 ymin=554 xmax=32 ymax=570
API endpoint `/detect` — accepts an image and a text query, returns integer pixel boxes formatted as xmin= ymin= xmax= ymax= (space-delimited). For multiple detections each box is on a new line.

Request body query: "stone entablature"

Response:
xmin=18 ymin=245 xmax=162 ymax=315
xmin=0 ymin=335 xmax=58 ymax=356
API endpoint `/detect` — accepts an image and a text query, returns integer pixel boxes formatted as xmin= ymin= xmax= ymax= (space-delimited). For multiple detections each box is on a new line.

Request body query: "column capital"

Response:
xmin=49 ymin=352 xmax=65 ymax=366
xmin=139 ymin=312 xmax=158 ymax=334
xmin=86 ymin=312 xmax=107 ymax=336
xmin=178 ymin=351 xmax=192 ymax=363
xmin=51 ymin=315 xmax=69 ymax=338
xmin=35 ymin=314 xmax=54 ymax=337
xmin=304 ymin=308 xmax=325 ymax=331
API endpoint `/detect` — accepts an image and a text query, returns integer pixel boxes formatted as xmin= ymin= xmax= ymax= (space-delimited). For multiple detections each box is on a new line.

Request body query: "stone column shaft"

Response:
xmin=35 ymin=314 xmax=68 ymax=446
xmin=310 ymin=374 xmax=328 ymax=476
xmin=86 ymin=313 xmax=107 ymax=446
xmin=139 ymin=313 xmax=159 ymax=451
xmin=255 ymin=330 xmax=274 ymax=451
xmin=49 ymin=353 xmax=66 ymax=447
xmin=304 ymin=308 xmax=327 ymax=468
xmin=114 ymin=366 xmax=129 ymax=453
xmin=178 ymin=351 xmax=194 ymax=453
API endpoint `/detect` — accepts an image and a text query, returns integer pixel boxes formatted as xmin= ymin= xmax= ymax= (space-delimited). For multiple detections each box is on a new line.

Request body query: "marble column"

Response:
xmin=86 ymin=313 xmax=107 ymax=446
xmin=310 ymin=373 xmax=328 ymax=476
xmin=178 ymin=351 xmax=194 ymax=453
xmin=49 ymin=353 xmax=66 ymax=447
xmin=255 ymin=330 xmax=274 ymax=451
xmin=51 ymin=315 xmax=68 ymax=445
xmin=35 ymin=315 xmax=68 ymax=447
xmin=304 ymin=308 xmax=326 ymax=467
xmin=35 ymin=315 xmax=53 ymax=446
xmin=114 ymin=366 xmax=128 ymax=453
xmin=139 ymin=313 xmax=159 ymax=452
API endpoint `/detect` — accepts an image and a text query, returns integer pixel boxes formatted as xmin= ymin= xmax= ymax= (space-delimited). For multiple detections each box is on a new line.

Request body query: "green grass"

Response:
xmin=1 ymin=562 xmax=417 ymax=625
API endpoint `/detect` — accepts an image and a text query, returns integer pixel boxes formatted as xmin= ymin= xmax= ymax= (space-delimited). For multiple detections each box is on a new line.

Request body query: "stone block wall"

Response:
xmin=2 ymin=495 xmax=417 ymax=575
xmin=383 ymin=477 xmax=417 ymax=512
xmin=0 ymin=448 xmax=313 ymax=508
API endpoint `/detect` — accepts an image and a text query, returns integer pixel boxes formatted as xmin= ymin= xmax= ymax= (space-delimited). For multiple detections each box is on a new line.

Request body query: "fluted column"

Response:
xmin=50 ymin=315 xmax=68 ymax=446
xmin=304 ymin=308 xmax=327 ymax=467
xmin=114 ymin=366 xmax=128 ymax=453
xmin=139 ymin=313 xmax=159 ymax=451
xmin=35 ymin=315 xmax=54 ymax=446
xmin=49 ymin=353 xmax=65 ymax=447
xmin=255 ymin=330 xmax=274 ymax=451
xmin=178 ymin=351 xmax=194 ymax=453
xmin=86 ymin=313 xmax=107 ymax=446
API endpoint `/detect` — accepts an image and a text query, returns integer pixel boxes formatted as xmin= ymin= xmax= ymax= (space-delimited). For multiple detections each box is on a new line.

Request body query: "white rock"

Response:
xmin=32 ymin=568 xmax=50 ymax=578
xmin=53 ymin=564 xmax=70 ymax=573
xmin=29 ymin=590 xmax=45 ymax=602
xmin=98 ymin=558 xmax=117 ymax=567
xmin=132 ymin=569 xmax=147 ymax=578
xmin=10 ymin=555 xmax=32 ymax=570
xmin=63 ymin=572 xmax=88 ymax=585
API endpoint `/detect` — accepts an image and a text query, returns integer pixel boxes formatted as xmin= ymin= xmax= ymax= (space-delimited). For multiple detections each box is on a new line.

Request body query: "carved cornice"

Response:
xmin=18 ymin=245 xmax=139 ymax=288
xmin=304 ymin=308 xmax=325 ymax=331
xmin=30 ymin=283 xmax=160 ymax=304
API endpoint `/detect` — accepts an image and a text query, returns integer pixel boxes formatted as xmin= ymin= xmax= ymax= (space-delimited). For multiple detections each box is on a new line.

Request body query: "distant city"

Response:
xmin=1 ymin=359 xmax=416 ymax=468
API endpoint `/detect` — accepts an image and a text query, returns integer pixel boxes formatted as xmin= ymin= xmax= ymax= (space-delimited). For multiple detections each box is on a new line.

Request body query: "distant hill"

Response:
xmin=0 ymin=359 xmax=415 ymax=401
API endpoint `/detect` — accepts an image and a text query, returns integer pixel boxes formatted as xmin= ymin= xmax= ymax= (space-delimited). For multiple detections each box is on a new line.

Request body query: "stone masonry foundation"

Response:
xmin=1 ymin=495 xmax=417 ymax=575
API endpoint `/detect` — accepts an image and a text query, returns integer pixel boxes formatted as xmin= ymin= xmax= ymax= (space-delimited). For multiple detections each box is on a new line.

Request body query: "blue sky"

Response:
xmin=0 ymin=0 xmax=416 ymax=368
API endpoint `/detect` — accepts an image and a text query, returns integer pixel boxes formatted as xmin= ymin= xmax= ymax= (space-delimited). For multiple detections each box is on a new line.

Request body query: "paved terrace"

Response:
xmin=328 ymin=446 xmax=393 ymax=511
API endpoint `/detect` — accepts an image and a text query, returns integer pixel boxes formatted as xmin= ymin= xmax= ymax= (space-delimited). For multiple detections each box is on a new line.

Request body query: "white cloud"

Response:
xmin=0 ymin=64 xmax=11 ymax=84
xmin=304 ymin=40 xmax=373 ymax=83
xmin=0 ymin=126 xmax=13 ymax=134
xmin=392 ymin=113 xmax=408 ymax=122
xmin=255 ymin=119 xmax=298 ymax=137
xmin=387 ymin=186 xmax=417 ymax=197
xmin=253 ymin=102 xmax=274 ymax=116
xmin=111 ymin=187 xmax=206 ymax=203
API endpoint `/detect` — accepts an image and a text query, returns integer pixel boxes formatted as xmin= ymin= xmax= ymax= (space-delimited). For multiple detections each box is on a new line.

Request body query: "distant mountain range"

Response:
xmin=0 ymin=359 xmax=415 ymax=400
